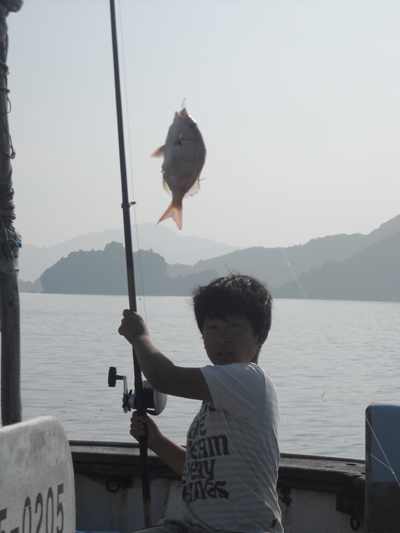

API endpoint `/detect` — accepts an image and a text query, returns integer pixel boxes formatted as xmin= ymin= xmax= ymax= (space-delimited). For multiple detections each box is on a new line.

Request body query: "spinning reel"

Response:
xmin=108 ymin=366 xmax=167 ymax=415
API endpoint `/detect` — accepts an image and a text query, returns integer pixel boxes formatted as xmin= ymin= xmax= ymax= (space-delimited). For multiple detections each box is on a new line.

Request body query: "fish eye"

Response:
xmin=188 ymin=123 xmax=197 ymax=129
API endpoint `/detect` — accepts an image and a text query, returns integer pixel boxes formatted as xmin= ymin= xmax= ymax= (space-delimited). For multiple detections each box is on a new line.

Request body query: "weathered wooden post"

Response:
xmin=0 ymin=0 xmax=24 ymax=426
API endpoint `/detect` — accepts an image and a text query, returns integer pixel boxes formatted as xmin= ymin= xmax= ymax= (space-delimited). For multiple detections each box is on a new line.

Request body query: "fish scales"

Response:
xmin=152 ymin=108 xmax=206 ymax=230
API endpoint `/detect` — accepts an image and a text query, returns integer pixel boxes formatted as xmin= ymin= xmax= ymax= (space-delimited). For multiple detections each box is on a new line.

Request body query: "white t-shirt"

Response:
xmin=181 ymin=362 xmax=283 ymax=533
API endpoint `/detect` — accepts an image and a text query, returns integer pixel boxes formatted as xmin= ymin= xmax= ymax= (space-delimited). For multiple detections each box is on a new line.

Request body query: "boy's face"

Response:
xmin=202 ymin=314 xmax=265 ymax=366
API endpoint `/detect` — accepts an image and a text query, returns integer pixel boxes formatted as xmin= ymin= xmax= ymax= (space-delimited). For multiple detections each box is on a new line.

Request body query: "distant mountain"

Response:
xmin=274 ymin=232 xmax=400 ymax=301
xmin=18 ymin=223 xmax=241 ymax=282
xmin=168 ymin=215 xmax=400 ymax=289
xmin=18 ymin=278 xmax=43 ymax=293
xmin=40 ymin=242 xmax=219 ymax=296
xmin=34 ymin=216 xmax=400 ymax=302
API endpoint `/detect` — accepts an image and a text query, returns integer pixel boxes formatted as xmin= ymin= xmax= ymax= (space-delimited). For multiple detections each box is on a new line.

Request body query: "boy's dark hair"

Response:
xmin=192 ymin=274 xmax=272 ymax=337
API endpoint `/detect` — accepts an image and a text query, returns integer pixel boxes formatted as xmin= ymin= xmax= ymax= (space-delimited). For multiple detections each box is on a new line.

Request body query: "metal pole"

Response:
xmin=109 ymin=0 xmax=152 ymax=526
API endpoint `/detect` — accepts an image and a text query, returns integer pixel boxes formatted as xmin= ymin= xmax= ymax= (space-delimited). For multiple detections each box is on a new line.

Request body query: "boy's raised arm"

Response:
xmin=118 ymin=310 xmax=212 ymax=402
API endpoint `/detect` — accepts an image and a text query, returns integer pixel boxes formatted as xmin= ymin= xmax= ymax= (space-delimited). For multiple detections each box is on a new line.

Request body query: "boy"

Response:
xmin=118 ymin=274 xmax=283 ymax=533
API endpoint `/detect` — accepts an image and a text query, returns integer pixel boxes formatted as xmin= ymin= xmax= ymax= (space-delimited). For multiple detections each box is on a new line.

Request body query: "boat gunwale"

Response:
xmin=70 ymin=440 xmax=365 ymax=493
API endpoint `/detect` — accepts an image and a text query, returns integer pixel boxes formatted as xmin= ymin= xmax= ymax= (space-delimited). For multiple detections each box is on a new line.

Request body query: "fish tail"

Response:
xmin=157 ymin=202 xmax=183 ymax=230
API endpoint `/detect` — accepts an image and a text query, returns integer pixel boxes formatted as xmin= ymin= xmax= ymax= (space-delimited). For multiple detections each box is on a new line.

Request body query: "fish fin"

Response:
xmin=163 ymin=177 xmax=172 ymax=196
xmin=151 ymin=145 xmax=165 ymax=157
xmin=184 ymin=178 xmax=201 ymax=199
xmin=157 ymin=203 xmax=183 ymax=230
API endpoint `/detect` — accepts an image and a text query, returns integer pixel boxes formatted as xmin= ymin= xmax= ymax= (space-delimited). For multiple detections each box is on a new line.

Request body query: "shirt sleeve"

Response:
xmin=200 ymin=363 xmax=267 ymax=420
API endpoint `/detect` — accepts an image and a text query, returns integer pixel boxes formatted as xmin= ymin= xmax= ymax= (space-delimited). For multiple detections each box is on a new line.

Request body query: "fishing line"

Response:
xmin=365 ymin=416 xmax=400 ymax=488
xmin=222 ymin=131 xmax=400 ymax=485
xmin=200 ymin=158 xmax=240 ymax=182
xmin=116 ymin=0 xmax=148 ymax=323
xmin=195 ymin=100 xmax=357 ymax=403
xmin=226 ymin=148 xmax=368 ymax=401
xmin=173 ymin=68 xmax=354 ymax=405
xmin=216 ymin=146 xmax=400 ymax=488
xmin=173 ymin=46 xmax=394 ymax=474
xmin=187 ymin=75 xmax=400 ymax=477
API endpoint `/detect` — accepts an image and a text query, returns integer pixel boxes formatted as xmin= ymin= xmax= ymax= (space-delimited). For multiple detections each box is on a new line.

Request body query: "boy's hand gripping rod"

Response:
xmin=109 ymin=0 xmax=152 ymax=526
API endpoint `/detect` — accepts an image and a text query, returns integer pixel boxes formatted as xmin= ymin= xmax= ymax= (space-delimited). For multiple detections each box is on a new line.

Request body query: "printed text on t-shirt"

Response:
xmin=182 ymin=402 xmax=230 ymax=502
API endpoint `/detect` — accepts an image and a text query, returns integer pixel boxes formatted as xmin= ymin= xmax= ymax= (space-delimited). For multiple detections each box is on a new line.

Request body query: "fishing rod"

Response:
xmin=108 ymin=0 xmax=152 ymax=526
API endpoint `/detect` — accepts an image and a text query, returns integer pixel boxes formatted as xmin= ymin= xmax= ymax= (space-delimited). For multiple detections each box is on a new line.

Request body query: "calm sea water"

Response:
xmin=7 ymin=294 xmax=400 ymax=459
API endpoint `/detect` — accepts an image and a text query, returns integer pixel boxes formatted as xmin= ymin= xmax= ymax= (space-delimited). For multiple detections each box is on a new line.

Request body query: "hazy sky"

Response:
xmin=6 ymin=0 xmax=400 ymax=250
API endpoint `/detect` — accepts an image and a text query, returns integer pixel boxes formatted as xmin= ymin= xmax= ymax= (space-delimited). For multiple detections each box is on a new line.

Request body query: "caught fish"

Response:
xmin=152 ymin=107 xmax=206 ymax=230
